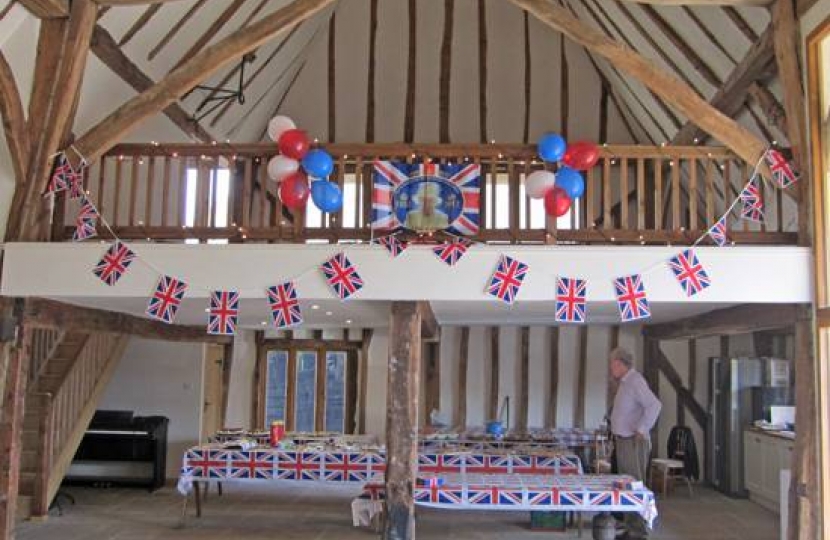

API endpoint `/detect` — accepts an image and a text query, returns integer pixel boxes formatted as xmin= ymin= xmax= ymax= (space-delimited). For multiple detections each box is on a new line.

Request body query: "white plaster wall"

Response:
xmin=225 ymin=329 xmax=257 ymax=429
xmin=98 ymin=338 xmax=205 ymax=478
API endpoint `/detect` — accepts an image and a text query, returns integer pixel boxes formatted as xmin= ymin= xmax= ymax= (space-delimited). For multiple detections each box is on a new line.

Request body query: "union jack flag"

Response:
xmin=432 ymin=238 xmax=470 ymax=266
xmin=415 ymin=483 xmax=464 ymax=505
xmin=45 ymin=153 xmax=73 ymax=194
xmin=417 ymin=453 xmax=464 ymax=474
xmin=468 ymin=485 xmax=501 ymax=505
xmin=376 ymin=235 xmax=408 ymax=257
xmin=708 ymin=216 xmax=729 ymax=247
xmin=266 ymin=281 xmax=303 ymax=328
xmin=68 ymin=169 xmax=85 ymax=199
xmin=372 ymin=161 xmax=480 ymax=235
xmin=73 ymin=218 xmax=97 ymax=241
xmin=740 ymin=176 xmax=764 ymax=223
xmin=321 ymin=253 xmax=364 ymax=300
xmin=275 ymin=451 xmax=322 ymax=481
xmin=555 ymin=277 xmax=587 ymax=323
xmin=668 ymin=249 xmax=711 ymax=297
xmin=93 ymin=241 xmax=136 ymax=286
xmin=497 ymin=489 xmax=524 ymax=506
xmin=185 ymin=448 xmax=228 ymax=478
xmin=146 ymin=274 xmax=188 ymax=324
xmin=322 ymin=453 xmax=367 ymax=482
xmin=228 ymin=450 xmax=275 ymax=479
xmin=613 ymin=274 xmax=651 ymax=322
xmin=765 ymin=148 xmax=799 ymax=189
xmin=208 ymin=290 xmax=239 ymax=335
xmin=486 ymin=255 xmax=528 ymax=305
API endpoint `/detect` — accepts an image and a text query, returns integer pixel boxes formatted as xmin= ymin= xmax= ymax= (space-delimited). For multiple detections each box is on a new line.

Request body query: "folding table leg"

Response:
xmin=194 ymin=482 xmax=203 ymax=518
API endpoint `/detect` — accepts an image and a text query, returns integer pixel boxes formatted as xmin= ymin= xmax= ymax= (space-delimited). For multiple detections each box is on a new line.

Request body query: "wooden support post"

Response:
xmin=606 ymin=325 xmax=620 ymax=414
xmin=0 ymin=300 xmax=27 ymax=538
xmin=643 ymin=336 xmax=660 ymax=454
xmin=488 ymin=327 xmax=499 ymax=422
xmin=455 ymin=327 xmax=469 ymax=429
xmin=384 ymin=302 xmax=421 ymax=540
xmin=789 ymin=309 xmax=821 ymax=540
xmin=574 ymin=326 xmax=588 ymax=428
xmin=251 ymin=331 xmax=266 ymax=428
xmin=357 ymin=329 xmax=373 ymax=434
xmin=546 ymin=327 xmax=559 ymax=429
xmin=517 ymin=327 xmax=529 ymax=433
xmin=424 ymin=341 xmax=440 ymax=422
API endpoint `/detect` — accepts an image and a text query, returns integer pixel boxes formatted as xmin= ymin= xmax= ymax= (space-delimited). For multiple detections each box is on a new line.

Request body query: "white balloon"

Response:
xmin=267 ymin=155 xmax=299 ymax=182
xmin=525 ymin=170 xmax=556 ymax=199
xmin=267 ymin=115 xmax=296 ymax=142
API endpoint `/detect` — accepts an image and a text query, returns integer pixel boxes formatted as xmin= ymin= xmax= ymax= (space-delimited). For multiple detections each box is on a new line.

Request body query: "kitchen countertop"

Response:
xmin=746 ymin=426 xmax=796 ymax=441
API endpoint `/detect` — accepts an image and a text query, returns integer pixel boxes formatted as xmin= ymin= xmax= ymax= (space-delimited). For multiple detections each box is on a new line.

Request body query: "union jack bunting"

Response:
xmin=765 ymin=148 xmax=800 ymax=189
xmin=73 ymin=218 xmax=97 ymax=241
xmin=432 ymin=239 xmax=470 ymax=266
xmin=45 ymin=153 xmax=73 ymax=194
xmin=93 ymin=241 xmax=136 ymax=286
xmin=613 ymin=274 xmax=651 ymax=322
xmin=266 ymin=281 xmax=303 ymax=328
xmin=376 ymin=235 xmax=408 ymax=258
xmin=321 ymin=253 xmax=364 ymax=300
xmin=486 ymin=255 xmax=528 ymax=305
xmin=372 ymin=161 xmax=480 ymax=235
xmin=68 ymin=169 xmax=85 ymax=199
xmin=739 ymin=176 xmax=765 ymax=223
xmin=208 ymin=290 xmax=239 ymax=335
xmin=708 ymin=216 xmax=729 ymax=247
xmin=668 ymin=249 xmax=711 ymax=297
xmin=555 ymin=277 xmax=587 ymax=323
xmin=146 ymin=274 xmax=188 ymax=324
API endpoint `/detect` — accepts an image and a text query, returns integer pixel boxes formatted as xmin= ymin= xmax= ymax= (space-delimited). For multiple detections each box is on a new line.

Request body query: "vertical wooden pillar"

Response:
xmin=454 ymin=327 xmax=469 ymax=429
xmin=574 ymin=326 xmax=588 ymax=428
xmin=642 ymin=336 xmax=660 ymax=455
xmin=546 ymin=327 xmax=559 ymax=428
xmin=384 ymin=302 xmax=421 ymax=540
xmin=0 ymin=300 xmax=27 ymax=539
xmin=516 ymin=327 xmax=529 ymax=433
xmin=423 ymin=341 xmax=440 ymax=422
xmin=487 ymin=327 xmax=499 ymax=422
xmin=788 ymin=310 xmax=820 ymax=540
xmin=357 ymin=329 xmax=373 ymax=434
xmin=606 ymin=325 xmax=620 ymax=415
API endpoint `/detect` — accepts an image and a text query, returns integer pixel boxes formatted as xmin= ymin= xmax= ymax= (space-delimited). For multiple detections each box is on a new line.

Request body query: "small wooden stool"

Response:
xmin=650 ymin=458 xmax=693 ymax=497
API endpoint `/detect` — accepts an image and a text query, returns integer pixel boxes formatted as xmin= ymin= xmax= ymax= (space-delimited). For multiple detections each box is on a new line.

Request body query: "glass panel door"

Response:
xmin=295 ymin=350 xmax=317 ymax=432
xmin=265 ymin=350 xmax=288 ymax=425
xmin=325 ymin=352 xmax=347 ymax=432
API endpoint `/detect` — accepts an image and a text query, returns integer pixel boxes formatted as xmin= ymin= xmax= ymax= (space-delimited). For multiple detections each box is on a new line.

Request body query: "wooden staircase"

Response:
xmin=16 ymin=329 xmax=130 ymax=521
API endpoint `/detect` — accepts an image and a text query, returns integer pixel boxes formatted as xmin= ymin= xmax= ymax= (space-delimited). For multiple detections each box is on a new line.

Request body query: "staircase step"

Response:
xmin=20 ymin=450 xmax=40 ymax=472
xmin=22 ymin=429 xmax=40 ymax=448
xmin=18 ymin=472 xmax=36 ymax=496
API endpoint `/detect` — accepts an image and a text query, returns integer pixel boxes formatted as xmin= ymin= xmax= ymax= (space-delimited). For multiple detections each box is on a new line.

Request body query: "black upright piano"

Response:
xmin=65 ymin=410 xmax=169 ymax=491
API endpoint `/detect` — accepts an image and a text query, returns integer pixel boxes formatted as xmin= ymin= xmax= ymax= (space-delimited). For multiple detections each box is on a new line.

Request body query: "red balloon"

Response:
xmin=278 ymin=129 xmax=310 ymax=160
xmin=562 ymin=141 xmax=600 ymax=171
xmin=279 ymin=171 xmax=310 ymax=209
xmin=544 ymin=186 xmax=572 ymax=218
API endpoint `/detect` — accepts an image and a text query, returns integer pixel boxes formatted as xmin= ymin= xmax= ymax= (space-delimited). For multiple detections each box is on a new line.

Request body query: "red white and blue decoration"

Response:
xmin=433 ymin=238 xmax=470 ymax=266
xmin=739 ymin=176 xmax=765 ymax=223
xmin=72 ymin=199 xmax=99 ymax=241
xmin=765 ymin=148 xmax=800 ymax=189
xmin=321 ymin=252 xmax=364 ymax=300
xmin=266 ymin=281 xmax=303 ymax=328
xmin=45 ymin=153 xmax=73 ymax=195
xmin=708 ymin=216 xmax=729 ymax=247
xmin=614 ymin=274 xmax=651 ymax=322
xmin=372 ymin=161 xmax=480 ymax=235
xmin=486 ymin=255 xmax=528 ymax=305
xmin=146 ymin=274 xmax=188 ymax=324
xmin=555 ymin=277 xmax=587 ymax=323
xmin=208 ymin=290 xmax=240 ymax=335
xmin=93 ymin=241 xmax=136 ymax=286
xmin=376 ymin=235 xmax=408 ymax=258
xmin=667 ymin=249 xmax=711 ymax=297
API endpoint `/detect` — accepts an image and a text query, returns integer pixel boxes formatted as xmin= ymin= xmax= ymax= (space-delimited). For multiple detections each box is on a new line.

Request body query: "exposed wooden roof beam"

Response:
xmin=0 ymin=51 xmax=30 ymax=181
xmin=117 ymin=3 xmax=162 ymax=46
xmin=615 ymin=0 xmax=770 ymax=4
xmin=72 ymin=0 xmax=335 ymax=164
xmin=18 ymin=0 xmax=68 ymax=18
xmin=748 ymin=81 xmax=788 ymax=136
xmin=90 ymin=25 xmax=216 ymax=143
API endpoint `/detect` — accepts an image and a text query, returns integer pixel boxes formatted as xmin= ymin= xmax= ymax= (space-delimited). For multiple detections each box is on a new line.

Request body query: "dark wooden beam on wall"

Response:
xmin=559 ymin=32 xmax=569 ymax=139
xmin=403 ymin=0 xmax=416 ymax=143
xmin=251 ymin=331 xmax=266 ymax=428
xmin=424 ymin=340 xmax=440 ymax=421
xmin=171 ymin=0 xmax=247 ymax=71
xmin=522 ymin=11 xmax=531 ymax=144
xmin=327 ymin=9 xmax=336 ymax=143
xmin=439 ymin=0 xmax=453 ymax=143
xmin=477 ymin=0 xmax=487 ymax=143
xmin=606 ymin=325 xmax=619 ymax=412
xmin=384 ymin=302 xmax=421 ymax=540
xmin=0 ymin=51 xmax=30 ymax=182
xmin=546 ymin=326 xmax=559 ymax=429
xmin=488 ymin=327 xmax=500 ymax=422
xmin=455 ymin=326 xmax=469 ymax=429
xmin=118 ymin=3 xmax=162 ymax=46
xmin=417 ymin=302 xmax=439 ymax=342
xmin=643 ymin=336 xmax=660 ymax=453
xmin=747 ymin=82 xmax=788 ymax=137
xmin=18 ymin=0 xmax=67 ymax=18
xmin=345 ymin=348 xmax=359 ymax=434
xmin=147 ymin=0 xmax=207 ymax=61
xmin=220 ymin=342 xmax=234 ymax=428
xmin=357 ymin=328 xmax=373 ymax=434
xmin=365 ymin=0 xmax=377 ymax=142
xmin=644 ymin=303 xmax=801 ymax=341
xmin=574 ymin=325 xmax=587 ymax=428
xmin=655 ymin=345 xmax=706 ymax=428
xmin=517 ymin=327 xmax=530 ymax=433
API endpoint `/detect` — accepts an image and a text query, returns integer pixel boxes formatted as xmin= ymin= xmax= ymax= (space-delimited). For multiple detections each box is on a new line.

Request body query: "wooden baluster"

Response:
xmin=509 ymin=158 xmax=519 ymax=243
xmin=602 ymin=157 xmax=611 ymax=230
xmin=476 ymin=156 xmax=486 ymax=239
xmin=258 ymin=158 xmax=267 ymax=230
xmin=97 ymin=157 xmax=107 ymax=222
xmin=689 ymin=158 xmax=698 ymax=231
xmin=620 ymin=157 xmax=628 ymax=230
xmin=636 ymin=158 xmax=645 ymax=231
xmin=654 ymin=158 xmax=663 ymax=230
xmin=177 ymin=157 xmax=188 ymax=229
xmin=585 ymin=166 xmax=594 ymax=230
xmin=113 ymin=157 xmax=123 ymax=226
xmin=211 ymin=160 xmax=220 ymax=229
xmin=776 ymin=182 xmax=784 ymax=233
xmin=705 ymin=158 xmax=714 ymax=225
xmin=161 ymin=157 xmax=171 ymax=228
xmin=524 ymin=160 xmax=531 ymax=232
xmin=672 ymin=157 xmax=681 ymax=231
xmin=360 ymin=157 xmax=370 ymax=233
xmin=490 ymin=157 xmax=497 ymax=230
xmin=129 ymin=156 xmax=140 ymax=227
xmin=145 ymin=156 xmax=155 ymax=227
xmin=199 ymin=159 xmax=211 ymax=231
xmin=742 ymin=161 xmax=750 ymax=232
xmin=242 ymin=158 xmax=252 ymax=232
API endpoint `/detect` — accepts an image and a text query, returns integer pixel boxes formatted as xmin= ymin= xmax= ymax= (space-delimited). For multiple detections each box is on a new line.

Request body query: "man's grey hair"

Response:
xmin=610 ymin=347 xmax=634 ymax=368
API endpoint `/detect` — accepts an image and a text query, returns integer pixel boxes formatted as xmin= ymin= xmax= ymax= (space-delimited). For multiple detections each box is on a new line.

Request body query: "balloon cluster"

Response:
xmin=266 ymin=115 xmax=342 ymax=213
xmin=525 ymin=133 xmax=600 ymax=218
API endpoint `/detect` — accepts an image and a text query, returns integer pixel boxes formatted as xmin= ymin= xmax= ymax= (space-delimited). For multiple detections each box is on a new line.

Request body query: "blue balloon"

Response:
xmin=555 ymin=167 xmax=585 ymax=199
xmin=310 ymin=180 xmax=343 ymax=212
xmin=537 ymin=133 xmax=567 ymax=163
xmin=301 ymin=149 xmax=334 ymax=178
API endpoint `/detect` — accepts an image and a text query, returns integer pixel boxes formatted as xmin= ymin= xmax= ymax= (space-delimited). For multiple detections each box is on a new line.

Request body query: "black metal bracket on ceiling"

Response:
xmin=189 ymin=53 xmax=256 ymax=124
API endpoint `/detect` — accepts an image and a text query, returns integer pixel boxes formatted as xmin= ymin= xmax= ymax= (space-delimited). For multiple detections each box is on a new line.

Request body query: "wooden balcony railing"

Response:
xmin=54 ymin=143 xmax=797 ymax=245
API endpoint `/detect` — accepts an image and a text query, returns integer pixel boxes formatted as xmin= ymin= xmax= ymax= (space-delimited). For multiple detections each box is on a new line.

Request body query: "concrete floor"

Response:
xmin=15 ymin=482 xmax=780 ymax=540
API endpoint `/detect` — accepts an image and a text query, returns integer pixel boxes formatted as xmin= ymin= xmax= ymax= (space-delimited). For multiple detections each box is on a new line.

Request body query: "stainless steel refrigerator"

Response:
xmin=707 ymin=357 xmax=792 ymax=497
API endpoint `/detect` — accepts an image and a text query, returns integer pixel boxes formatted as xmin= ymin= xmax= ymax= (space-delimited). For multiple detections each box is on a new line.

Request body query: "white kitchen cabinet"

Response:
xmin=744 ymin=430 xmax=795 ymax=513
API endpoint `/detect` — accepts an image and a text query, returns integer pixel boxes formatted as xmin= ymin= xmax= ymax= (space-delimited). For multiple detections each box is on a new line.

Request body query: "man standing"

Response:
xmin=609 ymin=347 xmax=661 ymax=539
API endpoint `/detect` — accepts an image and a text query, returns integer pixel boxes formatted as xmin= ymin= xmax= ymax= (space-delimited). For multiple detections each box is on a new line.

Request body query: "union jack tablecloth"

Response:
xmin=361 ymin=473 xmax=658 ymax=528
xmin=177 ymin=446 xmax=583 ymax=494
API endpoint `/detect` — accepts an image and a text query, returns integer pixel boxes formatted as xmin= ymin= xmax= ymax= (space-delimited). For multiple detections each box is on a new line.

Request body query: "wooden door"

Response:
xmin=201 ymin=344 xmax=225 ymax=442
